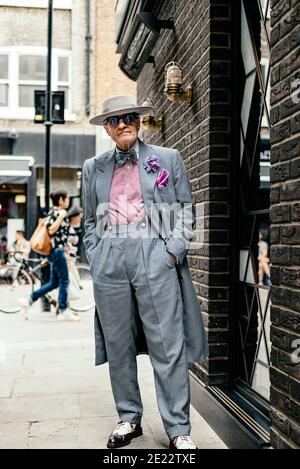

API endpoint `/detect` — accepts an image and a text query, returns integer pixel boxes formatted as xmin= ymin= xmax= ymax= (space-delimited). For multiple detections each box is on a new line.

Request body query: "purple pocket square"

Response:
xmin=156 ymin=168 xmax=169 ymax=188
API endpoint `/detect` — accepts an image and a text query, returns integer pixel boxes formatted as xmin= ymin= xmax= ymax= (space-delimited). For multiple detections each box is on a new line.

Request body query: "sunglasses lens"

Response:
xmin=107 ymin=116 xmax=118 ymax=126
xmin=123 ymin=114 xmax=135 ymax=124
xmin=106 ymin=114 xmax=137 ymax=126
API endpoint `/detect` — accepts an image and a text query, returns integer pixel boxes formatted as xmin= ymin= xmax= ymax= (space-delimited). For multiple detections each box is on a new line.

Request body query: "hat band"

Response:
xmin=102 ymin=103 xmax=137 ymax=114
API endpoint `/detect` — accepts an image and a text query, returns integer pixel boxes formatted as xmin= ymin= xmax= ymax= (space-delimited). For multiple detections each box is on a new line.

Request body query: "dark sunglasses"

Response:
xmin=105 ymin=113 xmax=139 ymax=127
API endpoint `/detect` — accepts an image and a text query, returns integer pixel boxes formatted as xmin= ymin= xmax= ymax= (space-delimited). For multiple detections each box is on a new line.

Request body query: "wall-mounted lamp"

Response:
xmin=141 ymin=99 xmax=163 ymax=132
xmin=119 ymin=12 xmax=174 ymax=81
xmin=164 ymin=62 xmax=192 ymax=103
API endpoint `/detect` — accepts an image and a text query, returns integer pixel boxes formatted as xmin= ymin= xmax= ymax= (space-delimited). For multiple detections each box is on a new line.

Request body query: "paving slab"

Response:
xmin=0 ymin=376 xmax=14 ymax=398
xmin=28 ymin=418 xmax=80 ymax=449
xmin=12 ymin=373 xmax=102 ymax=398
xmin=0 ymin=394 xmax=81 ymax=423
xmin=0 ymin=422 xmax=28 ymax=449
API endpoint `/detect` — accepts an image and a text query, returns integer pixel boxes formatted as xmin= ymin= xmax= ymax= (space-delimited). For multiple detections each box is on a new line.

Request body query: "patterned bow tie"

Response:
xmin=115 ymin=149 xmax=138 ymax=166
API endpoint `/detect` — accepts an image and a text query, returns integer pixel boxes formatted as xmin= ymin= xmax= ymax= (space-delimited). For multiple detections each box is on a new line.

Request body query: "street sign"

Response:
xmin=34 ymin=90 xmax=65 ymax=124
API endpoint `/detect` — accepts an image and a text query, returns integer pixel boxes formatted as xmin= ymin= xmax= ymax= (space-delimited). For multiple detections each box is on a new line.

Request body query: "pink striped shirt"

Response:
xmin=108 ymin=141 xmax=145 ymax=225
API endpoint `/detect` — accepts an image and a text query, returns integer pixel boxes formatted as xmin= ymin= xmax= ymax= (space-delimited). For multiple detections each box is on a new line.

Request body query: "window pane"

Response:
xmin=0 ymin=55 xmax=8 ymax=79
xmin=241 ymin=2 xmax=256 ymax=75
xmin=19 ymin=55 xmax=46 ymax=81
xmin=19 ymin=85 xmax=44 ymax=107
xmin=58 ymin=56 xmax=68 ymax=82
xmin=58 ymin=86 xmax=69 ymax=109
xmin=0 ymin=83 xmax=8 ymax=106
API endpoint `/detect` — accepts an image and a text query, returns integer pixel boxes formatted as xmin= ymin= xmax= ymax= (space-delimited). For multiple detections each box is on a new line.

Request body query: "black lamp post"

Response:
xmin=45 ymin=0 xmax=53 ymax=213
xmin=34 ymin=2 xmax=64 ymax=210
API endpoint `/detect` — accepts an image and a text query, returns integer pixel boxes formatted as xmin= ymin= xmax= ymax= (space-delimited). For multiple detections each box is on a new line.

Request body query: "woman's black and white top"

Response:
xmin=45 ymin=207 xmax=70 ymax=249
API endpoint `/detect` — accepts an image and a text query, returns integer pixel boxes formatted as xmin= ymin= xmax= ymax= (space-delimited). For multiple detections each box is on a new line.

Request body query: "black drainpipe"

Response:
xmin=85 ymin=0 xmax=92 ymax=116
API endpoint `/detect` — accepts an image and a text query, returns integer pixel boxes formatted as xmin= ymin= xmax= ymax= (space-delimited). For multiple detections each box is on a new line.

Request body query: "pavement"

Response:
xmin=0 ymin=298 xmax=227 ymax=449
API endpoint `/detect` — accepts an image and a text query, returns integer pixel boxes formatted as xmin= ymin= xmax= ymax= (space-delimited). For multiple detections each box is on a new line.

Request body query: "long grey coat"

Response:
xmin=82 ymin=139 xmax=208 ymax=365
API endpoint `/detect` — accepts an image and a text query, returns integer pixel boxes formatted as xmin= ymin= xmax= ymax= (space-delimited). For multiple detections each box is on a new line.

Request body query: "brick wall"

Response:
xmin=93 ymin=0 xmax=136 ymax=116
xmin=0 ymin=1 xmax=135 ymax=132
xmin=0 ymin=4 xmax=90 ymax=131
xmin=93 ymin=0 xmax=137 ymax=153
xmin=137 ymin=0 xmax=232 ymax=385
xmin=270 ymin=0 xmax=300 ymax=449
xmin=0 ymin=6 xmax=71 ymax=48
xmin=71 ymin=0 xmax=88 ymax=123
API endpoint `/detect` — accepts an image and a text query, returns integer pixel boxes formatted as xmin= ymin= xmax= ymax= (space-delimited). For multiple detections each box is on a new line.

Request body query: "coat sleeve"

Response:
xmin=82 ymin=159 xmax=98 ymax=264
xmin=165 ymin=150 xmax=194 ymax=265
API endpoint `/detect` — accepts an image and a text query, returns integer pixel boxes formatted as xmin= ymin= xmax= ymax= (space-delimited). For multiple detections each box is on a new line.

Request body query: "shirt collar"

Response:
xmin=115 ymin=139 xmax=139 ymax=160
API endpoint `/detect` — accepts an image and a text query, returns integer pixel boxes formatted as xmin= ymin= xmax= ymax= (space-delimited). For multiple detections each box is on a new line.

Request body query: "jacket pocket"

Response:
xmin=89 ymin=239 xmax=104 ymax=275
xmin=162 ymin=242 xmax=176 ymax=268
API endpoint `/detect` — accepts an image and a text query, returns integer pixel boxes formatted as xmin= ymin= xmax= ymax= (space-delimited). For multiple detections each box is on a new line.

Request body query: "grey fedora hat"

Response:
xmin=89 ymin=94 xmax=154 ymax=126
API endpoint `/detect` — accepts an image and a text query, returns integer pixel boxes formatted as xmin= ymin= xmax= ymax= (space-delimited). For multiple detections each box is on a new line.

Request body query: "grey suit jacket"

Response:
xmin=82 ymin=139 xmax=208 ymax=365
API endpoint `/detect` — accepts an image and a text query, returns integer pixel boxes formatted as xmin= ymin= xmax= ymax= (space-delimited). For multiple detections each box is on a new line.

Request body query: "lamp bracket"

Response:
xmin=146 ymin=56 xmax=155 ymax=64
xmin=158 ymin=18 xmax=174 ymax=30
xmin=138 ymin=12 xmax=174 ymax=33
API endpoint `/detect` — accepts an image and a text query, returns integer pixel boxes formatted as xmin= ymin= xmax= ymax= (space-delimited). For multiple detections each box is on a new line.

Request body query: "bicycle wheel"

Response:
xmin=68 ymin=263 xmax=94 ymax=312
xmin=0 ymin=266 xmax=33 ymax=313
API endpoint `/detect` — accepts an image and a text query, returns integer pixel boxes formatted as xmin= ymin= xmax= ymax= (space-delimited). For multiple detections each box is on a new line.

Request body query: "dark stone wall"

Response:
xmin=133 ymin=0 xmax=300 ymax=447
xmin=270 ymin=0 xmax=300 ymax=450
xmin=137 ymin=0 xmax=232 ymax=385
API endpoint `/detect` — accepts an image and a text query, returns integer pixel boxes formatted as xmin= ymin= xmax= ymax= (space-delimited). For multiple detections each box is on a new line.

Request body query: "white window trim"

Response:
xmin=0 ymin=45 xmax=75 ymax=121
xmin=0 ymin=82 xmax=9 ymax=107
xmin=0 ymin=1 xmax=72 ymax=9
xmin=0 ymin=55 xmax=9 ymax=106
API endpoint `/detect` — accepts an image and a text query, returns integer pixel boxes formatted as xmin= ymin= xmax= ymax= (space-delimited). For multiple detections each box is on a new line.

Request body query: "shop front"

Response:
xmin=0 ymin=130 xmax=95 ymax=259
xmin=0 ymin=155 xmax=34 ymax=260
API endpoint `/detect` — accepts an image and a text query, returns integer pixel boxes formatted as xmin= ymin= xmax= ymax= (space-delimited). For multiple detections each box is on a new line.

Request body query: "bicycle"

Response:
xmin=0 ymin=252 xmax=34 ymax=313
xmin=66 ymin=259 xmax=95 ymax=312
xmin=0 ymin=252 xmax=94 ymax=314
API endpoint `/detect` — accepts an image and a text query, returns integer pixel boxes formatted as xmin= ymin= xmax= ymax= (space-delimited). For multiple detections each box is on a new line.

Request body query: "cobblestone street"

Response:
xmin=0 ymin=300 xmax=227 ymax=449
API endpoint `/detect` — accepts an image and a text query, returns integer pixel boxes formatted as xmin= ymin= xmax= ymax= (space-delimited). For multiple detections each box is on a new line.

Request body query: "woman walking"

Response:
xmin=19 ymin=189 xmax=80 ymax=322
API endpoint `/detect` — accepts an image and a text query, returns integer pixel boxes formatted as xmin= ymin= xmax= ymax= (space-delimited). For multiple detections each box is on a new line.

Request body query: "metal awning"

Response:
xmin=0 ymin=156 xmax=35 ymax=184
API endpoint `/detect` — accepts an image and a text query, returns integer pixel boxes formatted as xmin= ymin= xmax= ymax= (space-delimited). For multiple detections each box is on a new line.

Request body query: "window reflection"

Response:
xmin=258 ymin=226 xmax=271 ymax=286
xmin=237 ymin=0 xmax=272 ymax=402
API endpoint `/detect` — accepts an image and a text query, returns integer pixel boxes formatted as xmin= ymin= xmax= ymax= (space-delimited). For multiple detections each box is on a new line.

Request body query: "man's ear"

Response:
xmin=104 ymin=124 xmax=110 ymax=136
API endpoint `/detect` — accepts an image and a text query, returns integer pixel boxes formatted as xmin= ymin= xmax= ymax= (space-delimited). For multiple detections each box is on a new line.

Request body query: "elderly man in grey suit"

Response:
xmin=83 ymin=95 xmax=208 ymax=450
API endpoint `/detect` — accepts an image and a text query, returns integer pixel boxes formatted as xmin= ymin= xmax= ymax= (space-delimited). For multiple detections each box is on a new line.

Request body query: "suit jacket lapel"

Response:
xmin=138 ymin=139 xmax=157 ymax=211
xmin=94 ymin=150 xmax=115 ymax=203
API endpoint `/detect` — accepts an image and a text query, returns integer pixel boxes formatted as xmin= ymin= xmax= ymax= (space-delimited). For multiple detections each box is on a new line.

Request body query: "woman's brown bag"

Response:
xmin=29 ymin=218 xmax=52 ymax=255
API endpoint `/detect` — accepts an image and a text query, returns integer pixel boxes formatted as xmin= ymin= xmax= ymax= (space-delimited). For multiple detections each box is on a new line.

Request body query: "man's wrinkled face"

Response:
xmin=104 ymin=113 xmax=140 ymax=151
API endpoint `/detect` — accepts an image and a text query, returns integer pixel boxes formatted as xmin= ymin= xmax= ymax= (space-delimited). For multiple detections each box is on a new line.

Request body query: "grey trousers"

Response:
xmin=91 ymin=223 xmax=191 ymax=439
